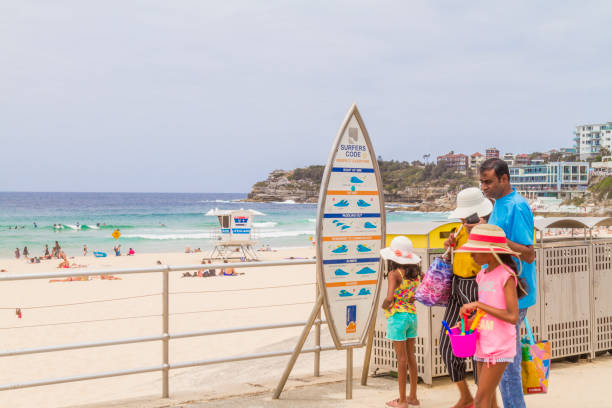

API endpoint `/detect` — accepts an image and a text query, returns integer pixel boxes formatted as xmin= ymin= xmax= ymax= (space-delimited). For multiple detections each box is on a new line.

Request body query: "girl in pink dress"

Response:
xmin=454 ymin=224 xmax=526 ymax=408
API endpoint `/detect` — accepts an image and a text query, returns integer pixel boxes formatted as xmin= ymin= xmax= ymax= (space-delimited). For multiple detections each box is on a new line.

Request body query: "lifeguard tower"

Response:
xmin=205 ymin=209 xmax=261 ymax=261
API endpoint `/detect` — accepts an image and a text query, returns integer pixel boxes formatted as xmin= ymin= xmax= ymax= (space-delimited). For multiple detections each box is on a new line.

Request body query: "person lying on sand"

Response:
xmin=70 ymin=263 xmax=87 ymax=268
xmin=196 ymin=260 xmax=213 ymax=277
xmin=221 ymin=260 xmax=242 ymax=276
xmin=57 ymin=261 xmax=87 ymax=269
xmin=49 ymin=276 xmax=90 ymax=282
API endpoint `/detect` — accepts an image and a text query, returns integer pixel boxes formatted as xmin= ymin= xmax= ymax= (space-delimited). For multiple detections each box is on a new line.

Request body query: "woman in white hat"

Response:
xmin=380 ymin=236 xmax=422 ymax=408
xmin=440 ymin=187 xmax=493 ymax=408
xmin=454 ymin=224 xmax=524 ymax=408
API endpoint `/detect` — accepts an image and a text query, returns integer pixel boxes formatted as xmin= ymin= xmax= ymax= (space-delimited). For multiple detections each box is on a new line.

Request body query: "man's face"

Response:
xmin=479 ymin=169 xmax=507 ymax=199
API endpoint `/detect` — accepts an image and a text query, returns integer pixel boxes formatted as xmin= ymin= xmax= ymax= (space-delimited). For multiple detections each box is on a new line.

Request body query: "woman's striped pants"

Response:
xmin=439 ymin=275 xmax=479 ymax=383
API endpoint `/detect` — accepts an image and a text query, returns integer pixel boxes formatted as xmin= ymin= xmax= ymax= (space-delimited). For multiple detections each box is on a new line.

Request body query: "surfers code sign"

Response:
xmin=316 ymin=104 xmax=385 ymax=348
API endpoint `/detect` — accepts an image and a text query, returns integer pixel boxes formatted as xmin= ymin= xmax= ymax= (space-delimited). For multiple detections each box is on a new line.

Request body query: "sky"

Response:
xmin=1 ymin=1 xmax=611 ymax=193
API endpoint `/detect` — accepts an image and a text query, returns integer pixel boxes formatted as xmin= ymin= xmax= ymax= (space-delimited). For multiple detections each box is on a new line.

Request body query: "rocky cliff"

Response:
xmin=247 ymin=162 xmax=476 ymax=211
xmin=247 ymin=169 xmax=320 ymax=203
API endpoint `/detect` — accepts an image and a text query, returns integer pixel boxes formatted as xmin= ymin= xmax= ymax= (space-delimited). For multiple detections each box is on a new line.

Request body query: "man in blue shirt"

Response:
xmin=479 ymin=158 xmax=536 ymax=408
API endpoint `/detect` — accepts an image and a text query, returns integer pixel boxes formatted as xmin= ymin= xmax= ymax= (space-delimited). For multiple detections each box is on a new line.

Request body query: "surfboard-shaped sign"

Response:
xmin=316 ymin=104 xmax=386 ymax=349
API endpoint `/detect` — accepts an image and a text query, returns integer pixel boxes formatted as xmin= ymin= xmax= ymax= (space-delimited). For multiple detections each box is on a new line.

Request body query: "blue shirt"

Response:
xmin=488 ymin=189 xmax=536 ymax=309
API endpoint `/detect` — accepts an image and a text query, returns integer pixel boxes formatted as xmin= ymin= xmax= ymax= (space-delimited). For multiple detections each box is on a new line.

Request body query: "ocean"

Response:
xmin=0 ymin=192 xmax=449 ymax=259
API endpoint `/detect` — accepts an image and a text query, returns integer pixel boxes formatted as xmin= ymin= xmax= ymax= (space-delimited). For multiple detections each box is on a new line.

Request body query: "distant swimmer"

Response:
xmin=33 ymin=222 xmax=37 ymax=228
xmin=96 ymin=223 xmax=100 ymax=227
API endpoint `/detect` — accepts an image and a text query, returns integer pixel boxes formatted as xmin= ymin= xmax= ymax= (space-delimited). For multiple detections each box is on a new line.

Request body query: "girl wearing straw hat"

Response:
xmin=380 ymin=236 xmax=422 ymax=408
xmin=454 ymin=224 xmax=526 ymax=408
xmin=441 ymin=187 xmax=492 ymax=408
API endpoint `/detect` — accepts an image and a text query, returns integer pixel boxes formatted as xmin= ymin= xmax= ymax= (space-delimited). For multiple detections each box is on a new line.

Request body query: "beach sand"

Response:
xmin=1 ymin=247 xmax=353 ymax=408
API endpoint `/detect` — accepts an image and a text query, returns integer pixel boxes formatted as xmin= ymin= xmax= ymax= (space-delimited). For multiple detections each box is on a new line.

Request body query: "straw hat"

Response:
xmin=380 ymin=236 xmax=421 ymax=265
xmin=454 ymin=224 xmax=519 ymax=256
xmin=448 ymin=187 xmax=493 ymax=219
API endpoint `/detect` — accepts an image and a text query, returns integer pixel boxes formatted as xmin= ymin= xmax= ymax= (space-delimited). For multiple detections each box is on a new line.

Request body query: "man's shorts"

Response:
xmin=386 ymin=312 xmax=418 ymax=341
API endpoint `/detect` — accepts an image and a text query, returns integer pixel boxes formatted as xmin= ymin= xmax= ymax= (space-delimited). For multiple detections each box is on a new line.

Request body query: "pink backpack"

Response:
xmin=415 ymin=257 xmax=452 ymax=307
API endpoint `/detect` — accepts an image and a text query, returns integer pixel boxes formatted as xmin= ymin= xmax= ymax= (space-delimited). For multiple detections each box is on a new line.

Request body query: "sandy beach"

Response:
xmin=1 ymin=247 xmax=348 ymax=408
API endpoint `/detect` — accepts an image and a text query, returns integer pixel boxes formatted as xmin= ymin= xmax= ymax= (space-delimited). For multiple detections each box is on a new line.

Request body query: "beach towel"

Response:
xmin=521 ymin=318 xmax=551 ymax=394
xmin=414 ymin=257 xmax=452 ymax=307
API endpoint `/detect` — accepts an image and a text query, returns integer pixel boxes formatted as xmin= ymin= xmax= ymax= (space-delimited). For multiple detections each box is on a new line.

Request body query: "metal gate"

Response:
xmin=592 ymin=240 xmax=612 ymax=353
xmin=541 ymin=242 xmax=591 ymax=359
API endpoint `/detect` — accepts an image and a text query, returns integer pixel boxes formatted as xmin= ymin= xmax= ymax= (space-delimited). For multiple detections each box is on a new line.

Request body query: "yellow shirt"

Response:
xmin=452 ymin=227 xmax=481 ymax=278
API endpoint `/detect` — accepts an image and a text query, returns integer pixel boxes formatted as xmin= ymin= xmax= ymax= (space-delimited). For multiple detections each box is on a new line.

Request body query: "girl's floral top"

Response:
xmin=385 ymin=273 xmax=420 ymax=318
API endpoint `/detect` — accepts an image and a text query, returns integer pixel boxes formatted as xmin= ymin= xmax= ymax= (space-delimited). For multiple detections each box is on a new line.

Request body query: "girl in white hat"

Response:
xmin=455 ymin=224 xmax=525 ymax=408
xmin=380 ymin=236 xmax=422 ymax=408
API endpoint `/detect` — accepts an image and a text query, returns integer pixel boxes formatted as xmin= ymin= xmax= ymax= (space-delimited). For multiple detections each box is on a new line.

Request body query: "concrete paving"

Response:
xmin=71 ymin=354 xmax=612 ymax=408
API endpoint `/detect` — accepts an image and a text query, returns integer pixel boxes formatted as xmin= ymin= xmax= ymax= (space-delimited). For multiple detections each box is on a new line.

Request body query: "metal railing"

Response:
xmin=0 ymin=259 xmax=328 ymax=397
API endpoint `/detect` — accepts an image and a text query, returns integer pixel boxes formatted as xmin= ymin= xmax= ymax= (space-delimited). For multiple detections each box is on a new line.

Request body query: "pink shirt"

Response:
xmin=475 ymin=264 xmax=517 ymax=361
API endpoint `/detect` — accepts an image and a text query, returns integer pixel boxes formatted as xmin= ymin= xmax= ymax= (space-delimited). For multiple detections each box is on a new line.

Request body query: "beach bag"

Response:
xmin=521 ymin=318 xmax=551 ymax=394
xmin=415 ymin=257 xmax=452 ymax=307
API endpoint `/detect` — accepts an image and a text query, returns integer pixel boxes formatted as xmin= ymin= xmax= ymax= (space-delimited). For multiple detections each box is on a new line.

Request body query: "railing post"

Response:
xmin=346 ymin=347 xmax=353 ymax=399
xmin=162 ymin=266 xmax=169 ymax=398
xmin=314 ymin=285 xmax=321 ymax=377
xmin=360 ymin=312 xmax=377 ymax=385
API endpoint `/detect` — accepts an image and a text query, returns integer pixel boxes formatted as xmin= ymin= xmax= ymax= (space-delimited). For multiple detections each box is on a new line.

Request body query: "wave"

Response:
xmin=253 ymin=222 xmax=278 ymax=228
xmin=62 ymin=224 xmax=80 ymax=230
xmin=392 ymin=210 xmax=450 ymax=215
xmin=308 ymin=218 xmax=316 ymax=223
xmin=271 ymin=200 xmax=312 ymax=205
xmin=205 ymin=208 xmax=266 ymax=216
xmin=55 ymin=224 xmax=135 ymax=230
xmin=257 ymin=230 xmax=314 ymax=238
xmin=122 ymin=232 xmax=211 ymax=240
xmin=200 ymin=199 xmax=236 ymax=203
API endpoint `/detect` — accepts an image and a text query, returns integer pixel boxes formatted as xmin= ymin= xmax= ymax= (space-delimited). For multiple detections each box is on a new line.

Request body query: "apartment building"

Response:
xmin=469 ymin=152 xmax=485 ymax=170
xmin=502 ymin=153 xmax=515 ymax=166
xmin=437 ymin=152 xmax=469 ymax=173
xmin=486 ymin=147 xmax=500 ymax=159
xmin=509 ymin=162 xmax=590 ymax=199
xmin=574 ymin=122 xmax=612 ymax=160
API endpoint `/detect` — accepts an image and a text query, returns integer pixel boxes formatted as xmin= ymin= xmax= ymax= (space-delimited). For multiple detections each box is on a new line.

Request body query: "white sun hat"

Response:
xmin=448 ymin=187 xmax=493 ymax=220
xmin=380 ymin=236 xmax=421 ymax=265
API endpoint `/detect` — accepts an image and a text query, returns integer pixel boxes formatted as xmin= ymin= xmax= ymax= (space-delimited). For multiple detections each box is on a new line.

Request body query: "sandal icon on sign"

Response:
xmin=356 ymin=199 xmax=371 ymax=208
xmin=331 ymin=245 xmax=348 ymax=254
